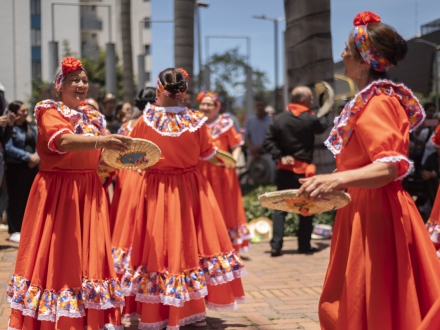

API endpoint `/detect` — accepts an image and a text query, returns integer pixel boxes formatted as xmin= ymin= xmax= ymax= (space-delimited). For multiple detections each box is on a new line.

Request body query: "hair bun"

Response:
xmin=394 ymin=38 xmax=408 ymax=63
xmin=353 ymin=11 xmax=381 ymax=26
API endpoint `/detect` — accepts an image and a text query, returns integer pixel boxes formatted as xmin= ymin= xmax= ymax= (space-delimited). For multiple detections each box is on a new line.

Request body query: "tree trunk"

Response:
xmin=121 ymin=0 xmax=135 ymax=102
xmin=174 ymin=0 xmax=195 ymax=90
xmin=284 ymin=0 xmax=335 ymax=174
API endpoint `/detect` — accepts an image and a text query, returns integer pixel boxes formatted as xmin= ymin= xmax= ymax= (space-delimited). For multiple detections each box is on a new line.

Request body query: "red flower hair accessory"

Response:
xmin=55 ymin=56 xmax=86 ymax=91
xmin=353 ymin=11 xmax=381 ymax=26
xmin=177 ymin=68 xmax=189 ymax=81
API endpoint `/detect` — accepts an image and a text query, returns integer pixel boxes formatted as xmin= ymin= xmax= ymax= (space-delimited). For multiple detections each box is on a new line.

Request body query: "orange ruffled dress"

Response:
xmin=112 ymin=104 xmax=246 ymax=329
xmin=320 ymin=81 xmax=440 ymax=329
xmin=197 ymin=113 xmax=250 ymax=252
xmin=7 ymin=100 xmax=124 ymax=330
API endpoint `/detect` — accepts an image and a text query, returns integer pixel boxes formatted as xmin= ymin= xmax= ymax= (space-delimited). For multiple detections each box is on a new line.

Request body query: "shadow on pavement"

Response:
xmin=0 ymin=244 xmax=18 ymax=251
xmin=263 ymin=241 xmax=330 ymax=256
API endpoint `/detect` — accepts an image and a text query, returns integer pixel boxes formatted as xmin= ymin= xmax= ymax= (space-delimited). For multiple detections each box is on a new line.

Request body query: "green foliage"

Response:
xmin=196 ymin=47 xmax=270 ymax=121
xmin=81 ymin=50 xmax=124 ymax=101
xmin=62 ymin=39 xmax=77 ymax=58
xmin=26 ymin=79 xmax=50 ymax=114
xmin=242 ymin=184 xmax=336 ymax=236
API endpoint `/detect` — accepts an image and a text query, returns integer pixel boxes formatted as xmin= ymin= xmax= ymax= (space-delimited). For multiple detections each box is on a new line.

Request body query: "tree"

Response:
xmin=62 ymin=39 xmax=77 ymax=58
xmin=284 ymin=0 xmax=335 ymax=174
xmin=81 ymin=50 xmax=124 ymax=101
xmin=174 ymin=0 xmax=196 ymax=89
xmin=206 ymin=47 xmax=269 ymax=102
xmin=121 ymin=0 xmax=136 ymax=102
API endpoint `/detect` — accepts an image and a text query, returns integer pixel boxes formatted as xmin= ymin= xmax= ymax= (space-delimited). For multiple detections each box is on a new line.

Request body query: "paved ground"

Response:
xmin=0 ymin=230 xmax=330 ymax=330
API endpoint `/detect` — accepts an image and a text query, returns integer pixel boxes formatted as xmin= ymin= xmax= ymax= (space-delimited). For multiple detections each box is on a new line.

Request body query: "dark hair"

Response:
xmin=351 ymin=22 xmax=408 ymax=80
xmin=8 ymin=101 xmax=24 ymax=114
xmin=158 ymin=68 xmax=187 ymax=97
xmin=424 ymin=102 xmax=436 ymax=110
xmin=186 ymin=90 xmax=193 ymax=96
xmin=254 ymin=96 xmax=266 ymax=104
xmin=135 ymin=87 xmax=156 ymax=110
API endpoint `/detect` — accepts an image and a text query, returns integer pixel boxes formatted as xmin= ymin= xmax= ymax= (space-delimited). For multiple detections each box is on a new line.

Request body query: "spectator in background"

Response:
xmin=102 ymin=92 xmax=116 ymax=123
xmin=421 ymin=147 xmax=440 ymax=208
xmin=181 ymin=89 xmax=193 ymax=108
xmin=4 ymin=101 xmax=39 ymax=243
xmin=109 ymin=102 xmax=132 ymax=133
xmin=244 ymin=96 xmax=274 ymax=182
xmin=411 ymin=102 xmax=436 ymax=172
xmin=264 ymin=86 xmax=327 ymax=256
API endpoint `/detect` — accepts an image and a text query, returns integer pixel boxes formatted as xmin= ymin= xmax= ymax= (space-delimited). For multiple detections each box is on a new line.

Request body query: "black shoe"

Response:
xmin=270 ymin=248 xmax=282 ymax=257
xmin=298 ymin=247 xmax=319 ymax=254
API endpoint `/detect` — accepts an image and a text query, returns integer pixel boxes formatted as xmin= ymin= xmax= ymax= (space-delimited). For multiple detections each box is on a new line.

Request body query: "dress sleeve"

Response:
xmin=354 ymin=95 xmax=412 ymax=180
xmin=39 ymin=108 xmax=74 ymax=154
xmin=226 ymin=126 xmax=244 ymax=149
xmin=199 ymin=124 xmax=217 ymax=160
xmin=431 ymin=125 xmax=440 ymax=147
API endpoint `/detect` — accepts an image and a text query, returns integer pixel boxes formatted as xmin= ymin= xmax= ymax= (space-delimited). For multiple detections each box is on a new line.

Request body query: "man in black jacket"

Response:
xmin=263 ymin=86 xmax=328 ymax=256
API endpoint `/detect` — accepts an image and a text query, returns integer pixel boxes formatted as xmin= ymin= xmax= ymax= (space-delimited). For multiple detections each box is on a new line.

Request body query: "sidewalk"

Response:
xmin=0 ymin=231 xmax=330 ymax=330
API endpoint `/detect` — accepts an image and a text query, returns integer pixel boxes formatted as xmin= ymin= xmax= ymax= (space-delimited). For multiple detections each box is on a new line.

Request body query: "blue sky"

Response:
xmin=150 ymin=0 xmax=440 ymax=89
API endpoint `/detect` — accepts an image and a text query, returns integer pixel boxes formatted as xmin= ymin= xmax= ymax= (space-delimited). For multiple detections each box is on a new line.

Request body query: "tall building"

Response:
xmin=0 ymin=0 xmax=152 ymax=104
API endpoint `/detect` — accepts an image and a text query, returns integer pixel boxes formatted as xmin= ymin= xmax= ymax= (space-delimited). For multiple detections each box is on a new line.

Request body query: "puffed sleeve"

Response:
xmin=431 ymin=125 xmax=440 ymax=147
xmin=226 ymin=125 xmax=244 ymax=150
xmin=37 ymin=103 xmax=74 ymax=154
xmin=355 ymin=95 xmax=412 ymax=180
xmin=199 ymin=124 xmax=217 ymax=160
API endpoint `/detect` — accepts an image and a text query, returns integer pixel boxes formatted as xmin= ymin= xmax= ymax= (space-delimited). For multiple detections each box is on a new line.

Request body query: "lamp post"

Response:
xmin=50 ymin=2 xmax=115 ymax=93
xmin=252 ymin=15 xmax=285 ymax=112
xmin=195 ymin=1 xmax=209 ymax=92
xmin=415 ymin=38 xmax=440 ymax=112
xmin=138 ymin=18 xmax=173 ymax=90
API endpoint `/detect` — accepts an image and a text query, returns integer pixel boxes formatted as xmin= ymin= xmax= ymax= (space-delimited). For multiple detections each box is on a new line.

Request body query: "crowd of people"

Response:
xmin=5 ymin=9 xmax=440 ymax=330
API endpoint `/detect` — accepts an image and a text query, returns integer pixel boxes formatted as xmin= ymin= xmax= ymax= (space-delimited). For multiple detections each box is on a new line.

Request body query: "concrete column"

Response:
xmin=48 ymin=41 xmax=59 ymax=80
xmin=106 ymin=43 xmax=117 ymax=94
xmin=137 ymin=54 xmax=146 ymax=93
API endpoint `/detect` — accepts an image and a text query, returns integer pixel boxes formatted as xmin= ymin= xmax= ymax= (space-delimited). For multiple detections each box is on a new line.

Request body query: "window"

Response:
xmin=32 ymin=62 xmax=42 ymax=79
xmin=31 ymin=0 xmax=41 ymax=15
xmin=144 ymin=17 xmax=150 ymax=29
xmin=144 ymin=44 xmax=151 ymax=55
xmin=31 ymin=29 xmax=41 ymax=46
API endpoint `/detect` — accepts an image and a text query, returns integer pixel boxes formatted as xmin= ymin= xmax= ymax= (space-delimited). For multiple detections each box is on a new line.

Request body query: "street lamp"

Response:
xmin=252 ymin=15 xmax=285 ymax=112
xmin=138 ymin=18 xmax=173 ymax=90
xmin=415 ymin=38 xmax=440 ymax=112
xmin=195 ymin=1 xmax=209 ymax=92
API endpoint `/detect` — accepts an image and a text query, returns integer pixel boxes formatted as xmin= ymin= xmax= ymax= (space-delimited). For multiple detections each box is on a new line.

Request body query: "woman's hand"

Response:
xmin=28 ymin=153 xmax=40 ymax=169
xmin=7 ymin=112 xmax=17 ymax=126
xmin=297 ymin=172 xmax=345 ymax=201
xmin=98 ymin=135 xmax=132 ymax=153
xmin=281 ymin=155 xmax=295 ymax=165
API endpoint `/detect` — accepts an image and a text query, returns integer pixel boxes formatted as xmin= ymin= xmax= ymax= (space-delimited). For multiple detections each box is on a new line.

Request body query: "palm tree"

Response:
xmin=174 ymin=0 xmax=196 ymax=89
xmin=121 ymin=0 xmax=136 ymax=102
xmin=284 ymin=0 xmax=335 ymax=174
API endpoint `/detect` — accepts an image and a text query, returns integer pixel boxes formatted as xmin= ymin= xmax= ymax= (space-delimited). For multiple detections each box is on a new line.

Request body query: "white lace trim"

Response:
xmin=207 ymin=114 xmax=234 ymax=139
xmin=47 ymin=128 xmax=73 ymax=154
xmin=104 ymin=324 xmax=124 ymax=330
xmin=22 ymin=309 xmax=36 ymax=318
xmin=373 ymin=155 xmax=413 ymax=181
xmin=135 ymin=286 xmax=208 ymax=307
xmin=199 ymin=147 xmax=217 ymax=161
xmin=143 ymin=104 xmax=207 ymax=137
xmin=138 ymin=312 xmax=206 ymax=330
xmin=206 ymin=300 xmax=238 ymax=311
xmin=8 ymin=300 xmax=23 ymax=311
xmin=205 ymin=268 xmax=247 ymax=286
xmin=84 ymin=301 xmax=125 ymax=310
xmin=138 ymin=319 xmax=168 ymax=330
xmin=235 ymin=296 xmax=247 ymax=303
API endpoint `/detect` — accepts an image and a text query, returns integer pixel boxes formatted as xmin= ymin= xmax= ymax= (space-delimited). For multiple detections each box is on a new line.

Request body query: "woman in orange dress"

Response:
xmin=113 ymin=68 xmax=246 ymax=329
xmin=197 ymin=91 xmax=250 ymax=252
xmin=6 ymin=56 xmax=130 ymax=330
xmin=297 ymin=12 xmax=440 ymax=329
xmin=108 ymin=87 xmax=156 ymax=235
